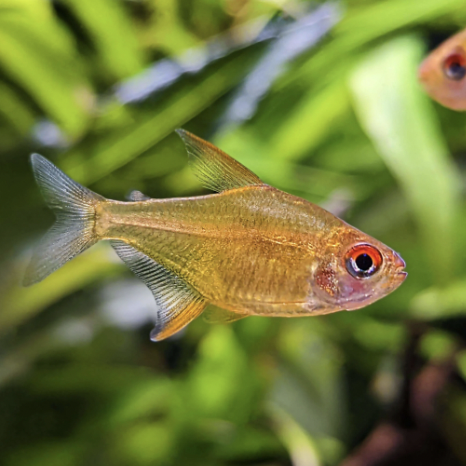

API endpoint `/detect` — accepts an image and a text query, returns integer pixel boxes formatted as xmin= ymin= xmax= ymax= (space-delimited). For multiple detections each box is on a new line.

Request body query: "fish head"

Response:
xmin=312 ymin=228 xmax=407 ymax=311
xmin=418 ymin=29 xmax=466 ymax=111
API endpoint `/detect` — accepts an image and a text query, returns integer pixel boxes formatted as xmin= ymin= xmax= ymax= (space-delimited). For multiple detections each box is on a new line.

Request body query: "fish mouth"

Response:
xmin=394 ymin=265 xmax=408 ymax=282
xmin=394 ymin=252 xmax=407 ymax=280
xmin=396 ymin=270 xmax=408 ymax=281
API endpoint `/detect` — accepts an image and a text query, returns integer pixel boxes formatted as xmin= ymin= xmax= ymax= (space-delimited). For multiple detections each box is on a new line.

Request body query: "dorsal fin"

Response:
xmin=176 ymin=129 xmax=263 ymax=192
xmin=111 ymin=241 xmax=207 ymax=341
xmin=126 ymin=190 xmax=151 ymax=201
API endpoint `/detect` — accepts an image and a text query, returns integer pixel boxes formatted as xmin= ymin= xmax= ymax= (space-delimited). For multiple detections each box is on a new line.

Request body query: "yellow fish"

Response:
xmin=24 ymin=131 xmax=407 ymax=341
xmin=418 ymin=28 xmax=466 ymax=110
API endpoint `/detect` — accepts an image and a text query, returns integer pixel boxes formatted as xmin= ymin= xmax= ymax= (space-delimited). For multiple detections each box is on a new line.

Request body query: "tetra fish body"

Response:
xmin=419 ymin=28 xmax=466 ymax=110
xmin=25 ymin=130 xmax=406 ymax=340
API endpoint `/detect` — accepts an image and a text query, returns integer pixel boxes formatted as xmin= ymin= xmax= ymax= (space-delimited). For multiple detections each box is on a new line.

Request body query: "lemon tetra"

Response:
xmin=25 ymin=131 xmax=407 ymax=340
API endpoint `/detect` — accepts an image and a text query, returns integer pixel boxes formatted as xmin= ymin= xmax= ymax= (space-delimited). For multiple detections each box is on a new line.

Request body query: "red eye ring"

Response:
xmin=442 ymin=52 xmax=466 ymax=81
xmin=344 ymin=244 xmax=382 ymax=279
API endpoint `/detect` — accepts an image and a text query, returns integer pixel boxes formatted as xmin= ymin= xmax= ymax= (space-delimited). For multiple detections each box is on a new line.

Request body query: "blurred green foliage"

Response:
xmin=2 ymin=0 xmax=466 ymax=465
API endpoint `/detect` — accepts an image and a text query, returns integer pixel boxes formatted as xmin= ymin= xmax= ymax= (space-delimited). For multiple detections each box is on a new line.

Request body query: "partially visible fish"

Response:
xmin=419 ymin=28 xmax=466 ymax=110
xmin=24 ymin=130 xmax=407 ymax=341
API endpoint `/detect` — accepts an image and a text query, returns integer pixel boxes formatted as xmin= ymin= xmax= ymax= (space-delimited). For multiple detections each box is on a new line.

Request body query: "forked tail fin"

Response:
xmin=23 ymin=154 xmax=105 ymax=286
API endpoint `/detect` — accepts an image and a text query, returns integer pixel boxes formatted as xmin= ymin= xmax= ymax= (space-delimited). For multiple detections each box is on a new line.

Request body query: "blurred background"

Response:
xmin=1 ymin=0 xmax=466 ymax=465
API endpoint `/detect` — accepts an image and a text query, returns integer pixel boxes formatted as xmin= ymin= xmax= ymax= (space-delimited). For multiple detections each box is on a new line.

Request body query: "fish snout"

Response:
xmin=418 ymin=59 xmax=431 ymax=83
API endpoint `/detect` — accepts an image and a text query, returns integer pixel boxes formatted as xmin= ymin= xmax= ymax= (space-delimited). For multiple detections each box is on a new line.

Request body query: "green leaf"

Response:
xmin=271 ymin=320 xmax=346 ymax=439
xmin=0 ymin=81 xmax=36 ymax=135
xmin=0 ymin=0 xmax=53 ymax=21
xmin=0 ymin=246 xmax=121 ymax=332
xmin=0 ymin=11 xmax=91 ymax=137
xmin=60 ymin=0 xmax=144 ymax=80
xmin=268 ymin=405 xmax=323 ymax=466
xmin=267 ymin=79 xmax=350 ymax=162
xmin=186 ymin=325 xmax=256 ymax=423
xmin=281 ymin=0 xmax=466 ymax=89
xmin=410 ymin=277 xmax=466 ymax=319
xmin=61 ymin=53 xmax=255 ymax=184
xmin=215 ymin=128 xmax=373 ymax=201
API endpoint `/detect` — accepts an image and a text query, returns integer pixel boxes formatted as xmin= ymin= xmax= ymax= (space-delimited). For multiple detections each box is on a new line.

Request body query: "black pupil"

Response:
xmin=355 ymin=253 xmax=373 ymax=272
xmin=447 ymin=62 xmax=466 ymax=80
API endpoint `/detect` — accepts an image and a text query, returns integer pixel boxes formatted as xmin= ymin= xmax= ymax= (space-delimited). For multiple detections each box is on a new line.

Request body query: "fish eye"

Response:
xmin=443 ymin=53 xmax=466 ymax=81
xmin=345 ymin=244 xmax=382 ymax=279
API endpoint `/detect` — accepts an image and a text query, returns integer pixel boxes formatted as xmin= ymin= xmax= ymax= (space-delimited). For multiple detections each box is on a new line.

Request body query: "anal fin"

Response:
xmin=111 ymin=240 xmax=207 ymax=341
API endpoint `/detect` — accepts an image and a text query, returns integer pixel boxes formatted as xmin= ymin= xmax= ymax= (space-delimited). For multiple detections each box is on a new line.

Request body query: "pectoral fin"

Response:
xmin=176 ymin=129 xmax=263 ymax=192
xmin=111 ymin=241 xmax=207 ymax=341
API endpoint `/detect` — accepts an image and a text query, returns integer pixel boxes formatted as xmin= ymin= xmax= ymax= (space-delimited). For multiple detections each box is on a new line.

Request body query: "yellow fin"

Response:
xmin=111 ymin=241 xmax=207 ymax=341
xmin=203 ymin=306 xmax=249 ymax=324
xmin=176 ymin=129 xmax=263 ymax=192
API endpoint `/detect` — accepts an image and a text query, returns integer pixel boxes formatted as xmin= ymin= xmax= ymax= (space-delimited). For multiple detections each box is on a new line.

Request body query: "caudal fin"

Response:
xmin=23 ymin=154 xmax=105 ymax=286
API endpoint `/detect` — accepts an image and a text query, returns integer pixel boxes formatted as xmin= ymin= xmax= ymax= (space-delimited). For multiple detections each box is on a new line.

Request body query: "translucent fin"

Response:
xmin=24 ymin=154 xmax=105 ymax=286
xmin=127 ymin=190 xmax=151 ymax=201
xmin=176 ymin=129 xmax=263 ymax=192
xmin=203 ymin=306 xmax=249 ymax=324
xmin=111 ymin=241 xmax=207 ymax=341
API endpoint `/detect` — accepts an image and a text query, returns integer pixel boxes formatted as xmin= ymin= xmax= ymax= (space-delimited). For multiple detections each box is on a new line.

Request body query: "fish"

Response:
xmin=418 ymin=28 xmax=466 ymax=110
xmin=24 ymin=130 xmax=407 ymax=341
